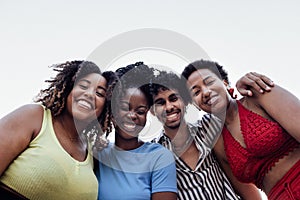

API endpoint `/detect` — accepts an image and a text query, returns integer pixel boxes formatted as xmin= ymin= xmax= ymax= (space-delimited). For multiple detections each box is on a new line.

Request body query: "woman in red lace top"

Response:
xmin=182 ymin=60 xmax=300 ymax=200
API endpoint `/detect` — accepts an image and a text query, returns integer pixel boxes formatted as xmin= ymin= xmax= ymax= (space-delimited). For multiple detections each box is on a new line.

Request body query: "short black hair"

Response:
xmin=181 ymin=59 xmax=229 ymax=84
xmin=150 ymin=70 xmax=191 ymax=104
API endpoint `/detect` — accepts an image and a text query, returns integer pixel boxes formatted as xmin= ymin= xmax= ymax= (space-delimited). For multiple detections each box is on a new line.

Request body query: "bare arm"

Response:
xmin=236 ymin=72 xmax=274 ymax=96
xmin=0 ymin=104 xmax=43 ymax=176
xmin=251 ymin=84 xmax=300 ymax=142
xmin=214 ymin=136 xmax=263 ymax=200
xmin=152 ymin=192 xmax=177 ymax=200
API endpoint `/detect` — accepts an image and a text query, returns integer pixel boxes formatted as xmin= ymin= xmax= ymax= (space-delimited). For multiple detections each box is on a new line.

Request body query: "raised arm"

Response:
xmin=252 ymin=84 xmax=300 ymax=142
xmin=236 ymin=72 xmax=274 ymax=96
xmin=0 ymin=104 xmax=43 ymax=176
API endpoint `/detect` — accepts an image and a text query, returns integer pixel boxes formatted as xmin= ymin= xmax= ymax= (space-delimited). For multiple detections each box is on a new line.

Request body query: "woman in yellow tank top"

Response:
xmin=0 ymin=60 xmax=111 ymax=200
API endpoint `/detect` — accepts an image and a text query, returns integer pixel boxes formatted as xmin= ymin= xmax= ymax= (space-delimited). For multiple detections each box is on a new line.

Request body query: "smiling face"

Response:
xmin=187 ymin=68 xmax=230 ymax=115
xmin=67 ymin=73 xmax=107 ymax=123
xmin=152 ymin=88 xmax=185 ymax=130
xmin=113 ymin=87 xmax=149 ymax=139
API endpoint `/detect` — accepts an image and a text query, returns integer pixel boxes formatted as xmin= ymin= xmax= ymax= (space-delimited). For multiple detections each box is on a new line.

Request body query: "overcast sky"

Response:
xmin=1 ymin=1 xmax=299 ymax=119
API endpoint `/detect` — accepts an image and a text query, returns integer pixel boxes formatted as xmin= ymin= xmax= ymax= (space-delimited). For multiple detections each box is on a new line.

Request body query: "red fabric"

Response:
xmin=222 ymin=101 xmax=299 ymax=188
xmin=268 ymin=159 xmax=300 ymax=200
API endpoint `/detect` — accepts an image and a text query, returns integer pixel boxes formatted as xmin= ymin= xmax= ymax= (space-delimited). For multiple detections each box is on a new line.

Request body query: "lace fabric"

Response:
xmin=223 ymin=101 xmax=299 ymax=188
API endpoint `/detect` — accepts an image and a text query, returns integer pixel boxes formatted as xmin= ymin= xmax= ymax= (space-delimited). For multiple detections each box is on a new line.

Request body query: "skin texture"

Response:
xmin=151 ymin=68 xmax=275 ymax=200
xmin=152 ymin=88 xmax=200 ymax=170
xmin=152 ymin=88 xmax=185 ymax=130
xmin=187 ymin=68 xmax=300 ymax=197
xmin=0 ymin=72 xmax=107 ymax=176
xmin=114 ymin=88 xmax=149 ymax=146
xmin=113 ymin=87 xmax=177 ymax=200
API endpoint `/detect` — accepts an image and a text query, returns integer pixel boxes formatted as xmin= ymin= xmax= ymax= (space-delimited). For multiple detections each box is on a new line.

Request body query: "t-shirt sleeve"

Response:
xmin=151 ymin=148 xmax=177 ymax=194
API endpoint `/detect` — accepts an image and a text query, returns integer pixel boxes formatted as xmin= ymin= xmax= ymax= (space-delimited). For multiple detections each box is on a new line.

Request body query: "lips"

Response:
xmin=123 ymin=122 xmax=136 ymax=130
xmin=166 ymin=112 xmax=179 ymax=121
xmin=204 ymin=95 xmax=217 ymax=106
xmin=77 ymin=99 xmax=93 ymax=110
xmin=164 ymin=110 xmax=181 ymax=123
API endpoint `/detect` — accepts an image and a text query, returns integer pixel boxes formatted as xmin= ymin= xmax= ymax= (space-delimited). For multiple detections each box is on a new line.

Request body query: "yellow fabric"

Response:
xmin=0 ymin=106 xmax=98 ymax=200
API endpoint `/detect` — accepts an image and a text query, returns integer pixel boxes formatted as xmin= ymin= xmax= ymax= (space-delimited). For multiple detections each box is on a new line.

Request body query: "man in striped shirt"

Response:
xmin=150 ymin=70 xmax=269 ymax=199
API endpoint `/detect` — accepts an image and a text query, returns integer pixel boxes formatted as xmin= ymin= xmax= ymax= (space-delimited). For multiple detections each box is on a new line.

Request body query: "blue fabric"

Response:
xmin=96 ymin=142 xmax=177 ymax=200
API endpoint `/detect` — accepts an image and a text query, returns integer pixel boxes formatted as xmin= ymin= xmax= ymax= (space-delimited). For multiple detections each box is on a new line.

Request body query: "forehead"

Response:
xmin=121 ymin=88 xmax=147 ymax=102
xmin=154 ymin=88 xmax=180 ymax=100
xmin=78 ymin=73 xmax=107 ymax=85
xmin=187 ymin=69 xmax=216 ymax=83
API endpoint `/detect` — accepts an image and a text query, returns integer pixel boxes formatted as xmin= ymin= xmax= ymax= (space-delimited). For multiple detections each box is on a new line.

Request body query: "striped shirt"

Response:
xmin=154 ymin=114 xmax=240 ymax=200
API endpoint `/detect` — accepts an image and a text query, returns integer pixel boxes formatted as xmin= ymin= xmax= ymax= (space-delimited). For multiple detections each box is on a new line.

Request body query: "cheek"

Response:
xmin=140 ymin=114 xmax=148 ymax=125
xmin=155 ymin=107 xmax=164 ymax=118
xmin=192 ymin=96 xmax=201 ymax=105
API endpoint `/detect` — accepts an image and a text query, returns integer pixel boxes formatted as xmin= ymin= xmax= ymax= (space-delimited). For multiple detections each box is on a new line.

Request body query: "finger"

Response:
xmin=246 ymin=73 xmax=269 ymax=93
xmin=236 ymin=74 xmax=259 ymax=96
xmin=249 ymin=72 xmax=274 ymax=90
xmin=237 ymin=87 xmax=253 ymax=96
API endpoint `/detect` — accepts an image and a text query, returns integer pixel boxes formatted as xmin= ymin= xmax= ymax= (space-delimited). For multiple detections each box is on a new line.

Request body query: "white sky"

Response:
xmin=2 ymin=1 xmax=298 ymax=198
xmin=1 ymin=1 xmax=299 ymax=119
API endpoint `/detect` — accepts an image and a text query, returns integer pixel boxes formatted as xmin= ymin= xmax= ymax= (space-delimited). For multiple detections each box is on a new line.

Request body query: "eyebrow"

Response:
xmin=79 ymin=79 xmax=107 ymax=91
xmin=98 ymin=86 xmax=107 ymax=92
xmin=169 ymin=93 xmax=179 ymax=98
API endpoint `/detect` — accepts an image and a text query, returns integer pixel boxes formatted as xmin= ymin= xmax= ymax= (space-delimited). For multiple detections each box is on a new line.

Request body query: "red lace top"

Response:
xmin=222 ymin=100 xmax=299 ymax=189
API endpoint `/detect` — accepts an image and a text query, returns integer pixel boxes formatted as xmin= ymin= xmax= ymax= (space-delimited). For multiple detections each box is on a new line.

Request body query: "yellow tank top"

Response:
xmin=0 ymin=106 xmax=98 ymax=200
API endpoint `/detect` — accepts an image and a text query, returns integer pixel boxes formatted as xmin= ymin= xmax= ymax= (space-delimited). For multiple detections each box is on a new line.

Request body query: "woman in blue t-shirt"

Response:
xmin=95 ymin=62 xmax=177 ymax=200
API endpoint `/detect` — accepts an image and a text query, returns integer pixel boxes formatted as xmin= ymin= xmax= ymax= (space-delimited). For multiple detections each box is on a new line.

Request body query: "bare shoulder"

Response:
xmin=239 ymin=97 xmax=272 ymax=121
xmin=1 ymin=104 xmax=45 ymax=136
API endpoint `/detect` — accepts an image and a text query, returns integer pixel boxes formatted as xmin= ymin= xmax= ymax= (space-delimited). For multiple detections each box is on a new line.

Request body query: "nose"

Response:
xmin=165 ymin=101 xmax=174 ymax=112
xmin=127 ymin=111 xmax=137 ymax=120
xmin=84 ymin=88 xmax=95 ymax=99
xmin=202 ymin=87 xmax=211 ymax=99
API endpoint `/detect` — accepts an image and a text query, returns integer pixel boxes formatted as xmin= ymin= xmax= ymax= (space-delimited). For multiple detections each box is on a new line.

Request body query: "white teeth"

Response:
xmin=207 ymin=97 xmax=216 ymax=105
xmin=124 ymin=123 xmax=136 ymax=129
xmin=166 ymin=113 xmax=178 ymax=120
xmin=78 ymin=100 xmax=92 ymax=109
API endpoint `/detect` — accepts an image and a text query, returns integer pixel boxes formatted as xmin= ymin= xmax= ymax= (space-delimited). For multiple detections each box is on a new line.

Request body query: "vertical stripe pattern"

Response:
xmin=155 ymin=114 xmax=240 ymax=200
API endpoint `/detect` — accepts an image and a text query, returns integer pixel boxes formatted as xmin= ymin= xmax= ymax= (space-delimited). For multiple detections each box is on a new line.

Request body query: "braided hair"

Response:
xmin=34 ymin=60 xmax=111 ymax=136
xmin=105 ymin=62 xmax=154 ymax=135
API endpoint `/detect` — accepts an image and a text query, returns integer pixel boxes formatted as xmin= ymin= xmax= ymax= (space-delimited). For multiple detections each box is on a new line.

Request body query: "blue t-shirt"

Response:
xmin=95 ymin=142 xmax=177 ymax=200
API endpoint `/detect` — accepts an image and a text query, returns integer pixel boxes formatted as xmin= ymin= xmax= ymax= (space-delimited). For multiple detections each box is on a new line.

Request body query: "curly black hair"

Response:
xmin=34 ymin=60 xmax=111 ymax=136
xmin=181 ymin=59 xmax=229 ymax=85
xmin=150 ymin=70 xmax=191 ymax=104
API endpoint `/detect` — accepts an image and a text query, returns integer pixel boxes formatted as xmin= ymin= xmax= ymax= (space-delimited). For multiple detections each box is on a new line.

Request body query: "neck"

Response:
xmin=115 ymin=133 xmax=143 ymax=151
xmin=164 ymin=120 xmax=192 ymax=151
xmin=163 ymin=120 xmax=188 ymax=140
xmin=53 ymin=113 xmax=84 ymax=142
xmin=224 ymin=99 xmax=238 ymax=125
